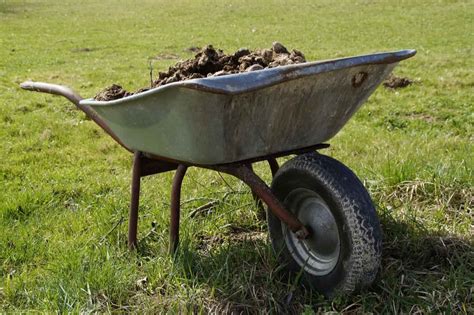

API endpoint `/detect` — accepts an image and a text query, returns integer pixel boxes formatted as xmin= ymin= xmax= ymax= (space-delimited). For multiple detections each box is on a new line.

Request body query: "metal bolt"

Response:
xmin=294 ymin=226 xmax=310 ymax=240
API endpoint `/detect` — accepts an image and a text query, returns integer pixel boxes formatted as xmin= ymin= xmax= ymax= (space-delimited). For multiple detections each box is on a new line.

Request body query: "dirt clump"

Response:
xmin=94 ymin=42 xmax=306 ymax=101
xmin=383 ymin=74 xmax=414 ymax=89
xmin=153 ymin=42 xmax=305 ymax=87
xmin=94 ymin=84 xmax=133 ymax=101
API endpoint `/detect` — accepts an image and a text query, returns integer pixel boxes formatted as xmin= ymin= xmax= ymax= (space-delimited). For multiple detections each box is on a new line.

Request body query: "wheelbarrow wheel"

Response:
xmin=267 ymin=153 xmax=382 ymax=297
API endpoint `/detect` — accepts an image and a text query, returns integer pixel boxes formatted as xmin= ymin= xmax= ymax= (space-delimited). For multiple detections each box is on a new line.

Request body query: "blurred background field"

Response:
xmin=0 ymin=0 xmax=472 ymax=313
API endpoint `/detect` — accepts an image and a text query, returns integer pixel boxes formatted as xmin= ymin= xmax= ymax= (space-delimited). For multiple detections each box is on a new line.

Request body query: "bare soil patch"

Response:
xmin=383 ymin=74 xmax=414 ymax=89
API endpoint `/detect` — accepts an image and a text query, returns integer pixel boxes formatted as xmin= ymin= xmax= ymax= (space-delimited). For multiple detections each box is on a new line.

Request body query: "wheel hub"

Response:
xmin=282 ymin=188 xmax=340 ymax=276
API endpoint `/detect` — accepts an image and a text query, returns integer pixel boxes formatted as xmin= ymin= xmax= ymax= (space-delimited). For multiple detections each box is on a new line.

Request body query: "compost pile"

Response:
xmin=94 ymin=42 xmax=306 ymax=101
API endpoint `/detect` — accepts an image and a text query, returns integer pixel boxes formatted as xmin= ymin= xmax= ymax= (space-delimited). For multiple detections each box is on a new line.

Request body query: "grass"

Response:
xmin=1 ymin=0 xmax=473 ymax=313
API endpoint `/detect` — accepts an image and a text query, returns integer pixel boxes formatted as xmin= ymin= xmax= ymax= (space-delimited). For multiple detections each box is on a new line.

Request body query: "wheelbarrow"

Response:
xmin=20 ymin=49 xmax=416 ymax=296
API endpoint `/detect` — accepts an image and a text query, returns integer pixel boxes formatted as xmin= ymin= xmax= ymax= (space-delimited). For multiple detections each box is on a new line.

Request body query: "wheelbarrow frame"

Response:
xmin=130 ymin=143 xmax=329 ymax=253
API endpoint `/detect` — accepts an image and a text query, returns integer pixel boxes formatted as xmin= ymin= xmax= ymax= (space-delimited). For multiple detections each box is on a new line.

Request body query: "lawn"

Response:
xmin=1 ymin=0 xmax=473 ymax=313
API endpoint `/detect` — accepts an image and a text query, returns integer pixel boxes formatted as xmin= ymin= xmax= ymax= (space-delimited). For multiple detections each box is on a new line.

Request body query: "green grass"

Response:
xmin=1 ymin=0 xmax=473 ymax=313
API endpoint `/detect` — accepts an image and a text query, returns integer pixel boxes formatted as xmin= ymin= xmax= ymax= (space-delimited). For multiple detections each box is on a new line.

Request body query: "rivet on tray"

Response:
xmin=352 ymin=71 xmax=368 ymax=88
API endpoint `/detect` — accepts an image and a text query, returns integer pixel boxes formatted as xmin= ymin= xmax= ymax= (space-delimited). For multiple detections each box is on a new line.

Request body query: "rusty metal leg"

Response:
xmin=213 ymin=164 xmax=309 ymax=239
xmin=249 ymin=164 xmax=263 ymax=204
xmin=267 ymin=158 xmax=279 ymax=178
xmin=248 ymin=164 xmax=266 ymax=220
xmin=251 ymin=159 xmax=279 ymax=220
xmin=170 ymin=164 xmax=188 ymax=255
xmin=128 ymin=151 xmax=142 ymax=250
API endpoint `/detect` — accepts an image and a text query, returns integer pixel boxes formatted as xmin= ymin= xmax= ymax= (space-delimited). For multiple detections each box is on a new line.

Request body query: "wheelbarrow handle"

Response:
xmin=20 ymin=80 xmax=132 ymax=152
xmin=20 ymin=81 xmax=83 ymax=106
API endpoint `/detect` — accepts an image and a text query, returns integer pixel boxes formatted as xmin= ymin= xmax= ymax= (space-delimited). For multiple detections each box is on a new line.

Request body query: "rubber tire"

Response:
xmin=267 ymin=153 xmax=382 ymax=297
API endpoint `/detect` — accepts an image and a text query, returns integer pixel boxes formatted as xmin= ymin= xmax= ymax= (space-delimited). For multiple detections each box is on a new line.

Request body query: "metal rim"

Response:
xmin=282 ymin=188 xmax=340 ymax=276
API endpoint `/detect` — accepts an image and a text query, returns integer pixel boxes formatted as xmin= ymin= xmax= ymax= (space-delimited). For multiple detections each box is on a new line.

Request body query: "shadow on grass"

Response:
xmin=176 ymin=230 xmax=301 ymax=313
xmin=158 ymin=213 xmax=473 ymax=313
xmin=380 ymin=212 xmax=472 ymax=271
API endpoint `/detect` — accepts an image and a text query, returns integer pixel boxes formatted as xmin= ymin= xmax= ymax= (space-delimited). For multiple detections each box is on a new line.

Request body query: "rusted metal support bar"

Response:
xmin=128 ymin=151 xmax=142 ymax=249
xmin=248 ymin=164 xmax=265 ymax=215
xmin=211 ymin=164 xmax=309 ymax=239
xmin=169 ymin=164 xmax=188 ymax=254
xmin=250 ymin=159 xmax=279 ymax=219
xmin=145 ymin=143 xmax=330 ymax=168
xmin=267 ymin=158 xmax=279 ymax=177
xmin=140 ymin=156 xmax=178 ymax=177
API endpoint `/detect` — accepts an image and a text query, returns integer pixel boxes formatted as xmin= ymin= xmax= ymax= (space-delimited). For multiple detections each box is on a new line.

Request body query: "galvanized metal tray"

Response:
xmin=79 ymin=49 xmax=415 ymax=165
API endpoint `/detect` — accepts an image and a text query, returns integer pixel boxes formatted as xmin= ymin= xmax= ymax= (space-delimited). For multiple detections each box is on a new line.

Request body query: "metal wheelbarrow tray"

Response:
xmin=21 ymin=49 xmax=416 ymax=296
